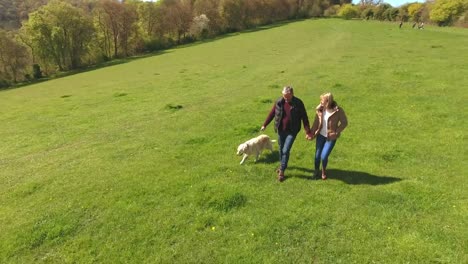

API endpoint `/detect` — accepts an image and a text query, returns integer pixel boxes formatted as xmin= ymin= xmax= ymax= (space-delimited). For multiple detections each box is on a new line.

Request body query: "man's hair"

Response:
xmin=282 ymin=86 xmax=294 ymax=94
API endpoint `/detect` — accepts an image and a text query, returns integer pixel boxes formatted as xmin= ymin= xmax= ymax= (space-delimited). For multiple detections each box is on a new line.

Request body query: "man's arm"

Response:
xmin=261 ymin=104 xmax=276 ymax=131
xmin=300 ymin=101 xmax=311 ymax=134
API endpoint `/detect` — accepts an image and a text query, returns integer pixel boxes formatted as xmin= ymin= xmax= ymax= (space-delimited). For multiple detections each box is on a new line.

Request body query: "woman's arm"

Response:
xmin=336 ymin=107 xmax=348 ymax=134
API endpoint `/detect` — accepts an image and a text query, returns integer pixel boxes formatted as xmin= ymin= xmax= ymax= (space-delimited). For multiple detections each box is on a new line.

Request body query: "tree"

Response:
xmin=136 ymin=0 xmax=173 ymax=51
xmin=325 ymin=4 xmax=341 ymax=17
xmin=160 ymin=0 xmax=193 ymax=44
xmin=243 ymin=0 xmax=265 ymax=27
xmin=95 ymin=0 xmax=124 ymax=58
xmin=193 ymin=0 xmax=223 ymax=35
xmin=0 ymin=29 xmax=30 ymax=83
xmin=373 ymin=3 xmax=391 ymax=20
xmin=22 ymin=1 xmax=94 ymax=70
xmin=408 ymin=3 xmax=424 ymax=22
xmin=220 ymin=0 xmax=246 ymax=32
xmin=359 ymin=0 xmax=382 ymax=5
xmin=119 ymin=1 xmax=138 ymax=56
xmin=189 ymin=14 xmax=210 ymax=39
xmin=0 ymin=0 xmax=20 ymax=29
xmin=457 ymin=9 xmax=468 ymax=26
xmin=249 ymin=0 xmax=297 ymax=25
xmin=419 ymin=1 xmax=432 ymax=22
xmin=459 ymin=0 xmax=468 ymax=24
xmin=137 ymin=0 xmax=162 ymax=37
xmin=383 ymin=7 xmax=399 ymax=21
xmin=398 ymin=3 xmax=410 ymax=21
xmin=360 ymin=7 xmax=374 ymax=20
xmin=303 ymin=0 xmax=326 ymax=17
xmin=15 ymin=0 xmax=49 ymax=21
xmin=270 ymin=0 xmax=295 ymax=21
xmin=430 ymin=0 xmax=466 ymax=26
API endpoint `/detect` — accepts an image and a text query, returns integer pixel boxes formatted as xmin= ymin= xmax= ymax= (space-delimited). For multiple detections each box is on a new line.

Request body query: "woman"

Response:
xmin=309 ymin=92 xmax=348 ymax=180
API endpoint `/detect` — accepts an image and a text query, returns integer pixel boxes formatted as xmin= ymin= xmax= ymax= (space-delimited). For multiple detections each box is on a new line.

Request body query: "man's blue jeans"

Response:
xmin=315 ymin=134 xmax=336 ymax=170
xmin=278 ymin=132 xmax=296 ymax=172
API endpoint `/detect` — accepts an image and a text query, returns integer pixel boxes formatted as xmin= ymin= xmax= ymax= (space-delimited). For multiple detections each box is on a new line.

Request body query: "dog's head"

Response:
xmin=237 ymin=143 xmax=249 ymax=155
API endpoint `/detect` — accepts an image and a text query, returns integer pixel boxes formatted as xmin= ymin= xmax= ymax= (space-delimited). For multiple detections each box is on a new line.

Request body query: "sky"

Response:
xmin=352 ymin=0 xmax=424 ymax=7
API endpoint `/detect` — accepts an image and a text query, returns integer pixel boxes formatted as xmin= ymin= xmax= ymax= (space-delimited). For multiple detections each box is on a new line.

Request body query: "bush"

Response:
xmin=101 ymin=55 xmax=111 ymax=62
xmin=24 ymin=74 xmax=32 ymax=81
xmin=189 ymin=14 xmax=210 ymax=39
xmin=430 ymin=0 xmax=466 ymax=26
xmin=454 ymin=10 xmax=468 ymax=27
xmin=143 ymin=38 xmax=175 ymax=52
xmin=32 ymin=64 xmax=43 ymax=79
xmin=324 ymin=5 xmax=341 ymax=17
xmin=408 ymin=3 xmax=424 ymax=22
xmin=361 ymin=7 xmax=374 ymax=20
xmin=0 ymin=79 xmax=10 ymax=89
xmin=181 ymin=35 xmax=196 ymax=44
xmin=338 ymin=4 xmax=359 ymax=20
xmin=374 ymin=3 xmax=392 ymax=20
xmin=383 ymin=8 xmax=399 ymax=21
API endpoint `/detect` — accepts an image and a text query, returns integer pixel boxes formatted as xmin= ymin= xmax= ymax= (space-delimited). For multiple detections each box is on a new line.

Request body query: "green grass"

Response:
xmin=1 ymin=19 xmax=467 ymax=263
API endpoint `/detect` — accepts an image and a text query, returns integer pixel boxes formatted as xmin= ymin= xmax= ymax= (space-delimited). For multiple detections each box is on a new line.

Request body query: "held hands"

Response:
xmin=260 ymin=126 xmax=317 ymax=140
xmin=306 ymin=129 xmax=321 ymax=141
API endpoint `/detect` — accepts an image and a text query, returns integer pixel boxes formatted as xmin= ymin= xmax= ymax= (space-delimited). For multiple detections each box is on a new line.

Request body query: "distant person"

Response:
xmin=309 ymin=93 xmax=348 ymax=180
xmin=399 ymin=21 xmax=403 ymax=29
xmin=261 ymin=86 xmax=312 ymax=182
xmin=412 ymin=22 xmax=417 ymax=29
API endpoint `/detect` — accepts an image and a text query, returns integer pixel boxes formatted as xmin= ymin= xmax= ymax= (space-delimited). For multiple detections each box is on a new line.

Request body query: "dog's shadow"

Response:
xmin=287 ymin=166 xmax=402 ymax=185
xmin=260 ymin=150 xmax=278 ymax=164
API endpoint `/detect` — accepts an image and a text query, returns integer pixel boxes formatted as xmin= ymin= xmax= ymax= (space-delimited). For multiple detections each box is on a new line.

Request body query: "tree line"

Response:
xmin=0 ymin=0 xmax=467 ymax=88
xmin=341 ymin=0 xmax=468 ymax=26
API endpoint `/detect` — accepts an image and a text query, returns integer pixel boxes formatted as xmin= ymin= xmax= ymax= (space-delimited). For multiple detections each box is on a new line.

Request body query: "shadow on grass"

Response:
xmin=1 ymin=19 xmax=303 ymax=93
xmin=173 ymin=18 xmax=305 ymax=51
xmin=260 ymin=151 xmax=278 ymax=164
xmin=0 ymin=50 xmax=172 ymax=93
xmin=287 ymin=166 xmax=402 ymax=185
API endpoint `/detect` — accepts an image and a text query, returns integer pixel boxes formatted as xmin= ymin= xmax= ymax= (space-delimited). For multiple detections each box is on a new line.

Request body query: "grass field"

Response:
xmin=1 ymin=19 xmax=467 ymax=263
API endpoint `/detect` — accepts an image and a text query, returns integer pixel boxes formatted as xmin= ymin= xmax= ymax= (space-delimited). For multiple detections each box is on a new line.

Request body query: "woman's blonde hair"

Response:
xmin=320 ymin=92 xmax=337 ymax=109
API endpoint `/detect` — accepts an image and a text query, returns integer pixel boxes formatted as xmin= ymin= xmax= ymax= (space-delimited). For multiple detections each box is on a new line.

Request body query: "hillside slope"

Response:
xmin=0 ymin=19 xmax=467 ymax=263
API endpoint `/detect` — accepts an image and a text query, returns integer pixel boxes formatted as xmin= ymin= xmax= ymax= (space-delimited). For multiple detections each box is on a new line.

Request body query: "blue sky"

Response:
xmin=352 ymin=0 xmax=424 ymax=7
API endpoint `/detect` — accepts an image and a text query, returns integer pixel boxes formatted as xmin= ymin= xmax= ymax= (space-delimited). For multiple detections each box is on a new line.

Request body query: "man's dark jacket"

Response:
xmin=263 ymin=97 xmax=310 ymax=135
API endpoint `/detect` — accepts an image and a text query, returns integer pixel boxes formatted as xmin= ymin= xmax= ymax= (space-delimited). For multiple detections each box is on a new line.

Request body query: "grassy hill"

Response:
xmin=0 ymin=19 xmax=467 ymax=263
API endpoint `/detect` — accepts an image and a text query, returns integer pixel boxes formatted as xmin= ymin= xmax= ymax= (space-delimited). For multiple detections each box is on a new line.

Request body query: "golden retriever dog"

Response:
xmin=237 ymin=134 xmax=276 ymax=164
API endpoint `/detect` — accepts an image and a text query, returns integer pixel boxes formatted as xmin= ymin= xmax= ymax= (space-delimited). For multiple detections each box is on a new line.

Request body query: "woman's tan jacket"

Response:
xmin=310 ymin=104 xmax=348 ymax=140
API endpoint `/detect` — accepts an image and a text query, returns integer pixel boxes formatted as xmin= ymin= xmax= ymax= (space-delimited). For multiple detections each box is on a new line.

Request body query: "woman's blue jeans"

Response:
xmin=278 ymin=131 xmax=296 ymax=172
xmin=315 ymin=134 xmax=336 ymax=170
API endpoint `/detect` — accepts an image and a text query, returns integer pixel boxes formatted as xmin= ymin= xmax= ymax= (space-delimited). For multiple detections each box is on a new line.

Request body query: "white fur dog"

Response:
xmin=237 ymin=134 xmax=276 ymax=164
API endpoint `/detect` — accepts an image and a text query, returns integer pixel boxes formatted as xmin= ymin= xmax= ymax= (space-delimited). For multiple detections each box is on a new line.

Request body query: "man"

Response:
xmin=261 ymin=86 xmax=312 ymax=182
